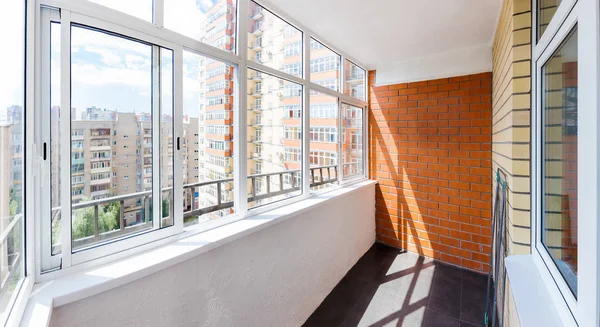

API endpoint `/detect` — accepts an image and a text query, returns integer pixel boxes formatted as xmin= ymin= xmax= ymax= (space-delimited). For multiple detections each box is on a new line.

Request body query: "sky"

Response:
xmin=4 ymin=0 xmax=223 ymax=120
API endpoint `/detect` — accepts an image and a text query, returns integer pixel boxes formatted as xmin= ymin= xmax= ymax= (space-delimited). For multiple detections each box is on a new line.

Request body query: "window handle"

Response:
xmin=43 ymin=142 xmax=47 ymax=160
xmin=177 ymin=137 xmax=180 ymax=150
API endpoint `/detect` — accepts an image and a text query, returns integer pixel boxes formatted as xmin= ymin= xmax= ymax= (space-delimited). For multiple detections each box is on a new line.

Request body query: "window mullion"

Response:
xmin=337 ymin=98 xmax=344 ymax=185
xmin=302 ymin=31 xmax=310 ymax=196
xmin=39 ymin=8 xmax=54 ymax=272
xmin=363 ymin=104 xmax=368 ymax=179
xmin=236 ymin=0 xmax=249 ymax=216
xmin=153 ymin=0 xmax=164 ymax=27
xmin=340 ymin=53 xmax=346 ymax=99
xmin=173 ymin=46 xmax=184 ymax=231
xmin=59 ymin=9 xmax=73 ymax=268
xmin=152 ymin=46 xmax=161 ymax=230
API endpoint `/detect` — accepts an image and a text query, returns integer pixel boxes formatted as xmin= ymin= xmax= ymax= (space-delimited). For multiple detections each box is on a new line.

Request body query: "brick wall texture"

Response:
xmin=492 ymin=0 xmax=532 ymax=258
xmin=369 ymin=71 xmax=493 ymax=272
xmin=492 ymin=1 xmax=532 ymax=326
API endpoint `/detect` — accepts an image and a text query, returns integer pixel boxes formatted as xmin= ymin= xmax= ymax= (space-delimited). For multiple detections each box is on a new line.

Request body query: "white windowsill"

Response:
xmin=504 ymin=255 xmax=577 ymax=327
xmin=20 ymin=179 xmax=377 ymax=326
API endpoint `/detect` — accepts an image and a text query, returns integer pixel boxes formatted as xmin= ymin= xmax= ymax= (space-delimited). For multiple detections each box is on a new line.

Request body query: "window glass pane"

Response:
xmin=248 ymin=1 xmax=302 ymax=77
xmin=541 ymin=27 xmax=577 ymax=295
xmin=248 ymin=68 xmax=302 ymax=208
xmin=0 ymin=0 xmax=24 ymax=315
xmin=51 ymin=22 xmax=62 ymax=255
xmin=160 ymin=49 xmax=174 ymax=228
xmin=341 ymin=104 xmax=363 ymax=178
xmin=165 ymin=0 xmax=237 ymax=53
xmin=89 ymin=0 xmax=153 ymax=22
xmin=310 ymin=39 xmax=340 ymax=91
xmin=309 ymin=90 xmax=338 ymax=191
xmin=538 ymin=0 xmax=562 ymax=39
xmin=344 ymin=60 xmax=365 ymax=101
xmin=182 ymin=51 xmax=235 ymax=226
xmin=70 ymin=25 xmax=158 ymax=251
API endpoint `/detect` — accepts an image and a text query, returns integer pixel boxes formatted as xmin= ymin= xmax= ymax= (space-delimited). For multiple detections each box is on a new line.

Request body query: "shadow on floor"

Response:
xmin=303 ymin=243 xmax=490 ymax=327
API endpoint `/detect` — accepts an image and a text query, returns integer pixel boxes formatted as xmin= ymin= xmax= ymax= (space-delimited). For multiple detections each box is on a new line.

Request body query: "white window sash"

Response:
xmin=33 ymin=0 xmax=369 ymax=281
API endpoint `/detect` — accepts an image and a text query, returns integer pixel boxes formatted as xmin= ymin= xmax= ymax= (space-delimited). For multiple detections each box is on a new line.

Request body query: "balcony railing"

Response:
xmin=0 ymin=214 xmax=22 ymax=296
xmin=50 ymin=166 xmax=338 ymax=251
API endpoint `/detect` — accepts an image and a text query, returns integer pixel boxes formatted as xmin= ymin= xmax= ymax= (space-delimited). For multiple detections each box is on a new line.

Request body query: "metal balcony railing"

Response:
xmin=50 ymin=166 xmax=338 ymax=250
xmin=0 ymin=214 xmax=22 ymax=295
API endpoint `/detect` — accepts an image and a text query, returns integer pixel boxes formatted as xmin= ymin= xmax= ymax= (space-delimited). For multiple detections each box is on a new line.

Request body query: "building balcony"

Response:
xmin=90 ymin=177 xmax=111 ymax=185
xmin=90 ymin=166 xmax=111 ymax=174
xmin=15 ymin=1 xmax=538 ymax=327
xmin=90 ymin=189 xmax=110 ymax=198
xmin=252 ymin=10 xmax=263 ymax=20
xmin=248 ymin=88 xmax=262 ymax=96
xmin=250 ymin=41 xmax=262 ymax=51
xmin=90 ymin=145 xmax=111 ymax=151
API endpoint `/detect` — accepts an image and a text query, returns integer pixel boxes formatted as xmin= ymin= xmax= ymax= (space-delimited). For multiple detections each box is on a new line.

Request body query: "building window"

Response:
xmin=165 ymin=1 xmax=236 ymax=53
xmin=284 ymin=127 xmax=302 ymax=140
xmin=310 ymin=56 xmax=341 ymax=74
xmin=540 ymin=26 xmax=579 ymax=293
xmin=341 ymin=104 xmax=363 ymax=178
xmin=344 ymin=59 xmax=366 ymax=101
xmin=0 ymin=1 xmax=26 ymax=320
xmin=310 ymin=39 xmax=340 ymax=91
xmin=248 ymin=1 xmax=302 ymax=77
xmin=30 ymin=0 xmax=368 ymax=305
xmin=309 ymin=127 xmax=337 ymax=143
xmin=530 ymin=1 xmax=598 ymax=324
xmin=248 ymin=68 xmax=303 ymax=209
xmin=284 ymin=148 xmax=302 ymax=162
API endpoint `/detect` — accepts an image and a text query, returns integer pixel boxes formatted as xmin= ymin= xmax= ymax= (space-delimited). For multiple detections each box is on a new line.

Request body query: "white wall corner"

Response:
xmin=374 ymin=44 xmax=493 ymax=86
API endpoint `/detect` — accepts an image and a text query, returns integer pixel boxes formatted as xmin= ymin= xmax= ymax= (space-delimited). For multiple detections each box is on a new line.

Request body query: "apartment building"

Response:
xmin=195 ymin=0 xmax=236 ymax=219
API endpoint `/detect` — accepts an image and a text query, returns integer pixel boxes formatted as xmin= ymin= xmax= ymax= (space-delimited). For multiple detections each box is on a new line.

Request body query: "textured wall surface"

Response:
xmin=49 ymin=184 xmax=376 ymax=327
xmin=368 ymin=71 xmax=493 ymax=272
xmin=492 ymin=0 xmax=531 ymax=326
xmin=492 ymin=0 xmax=532 ymax=256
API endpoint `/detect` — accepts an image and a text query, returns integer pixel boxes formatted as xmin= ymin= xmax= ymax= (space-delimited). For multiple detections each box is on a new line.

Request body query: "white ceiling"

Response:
xmin=259 ymin=0 xmax=502 ymax=70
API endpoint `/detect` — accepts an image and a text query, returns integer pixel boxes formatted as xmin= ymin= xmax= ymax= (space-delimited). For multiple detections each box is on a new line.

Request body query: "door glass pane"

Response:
xmin=70 ymin=25 xmax=154 ymax=251
xmin=541 ymin=27 xmax=577 ymax=295
xmin=344 ymin=60 xmax=365 ymax=101
xmin=309 ymin=90 xmax=338 ymax=192
xmin=0 ymin=0 xmax=25 ymax=315
xmin=310 ymin=39 xmax=340 ymax=92
xmin=341 ymin=104 xmax=363 ymax=178
xmin=165 ymin=0 xmax=237 ymax=53
xmin=248 ymin=1 xmax=302 ymax=77
xmin=51 ymin=22 xmax=62 ymax=255
xmin=538 ymin=0 xmax=562 ymax=39
xmin=182 ymin=51 xmax=235 ymax=226
xmin=248 ymin=68 xmax=302 ymax=209
xmin=160 ymin=49 xmax=174 ymax=228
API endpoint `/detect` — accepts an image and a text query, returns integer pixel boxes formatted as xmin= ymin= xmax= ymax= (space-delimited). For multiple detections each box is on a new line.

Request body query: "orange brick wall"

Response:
xmin=368 ymin=71 xmax=493 ymax=272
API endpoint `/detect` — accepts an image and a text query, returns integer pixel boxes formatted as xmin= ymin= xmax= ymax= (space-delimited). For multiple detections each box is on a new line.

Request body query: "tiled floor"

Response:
xmin=303 ymin=243 xmax=490 ymax=327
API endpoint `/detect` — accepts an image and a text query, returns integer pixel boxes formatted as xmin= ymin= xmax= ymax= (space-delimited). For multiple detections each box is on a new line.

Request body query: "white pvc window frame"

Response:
xmin=531 ymin=0 xmax=600 ymax=326
xmin=27 ymin=0 xmax=369 ymax=287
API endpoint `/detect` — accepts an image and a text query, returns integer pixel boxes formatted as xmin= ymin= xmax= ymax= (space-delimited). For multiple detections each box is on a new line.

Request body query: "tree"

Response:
xmin=162 ymin=199 xmax=169 ymax=218
xmin=72 ymin=197 xmax=120 ymax=240
xmin=8 ymin=187 xmax=20 ymax=217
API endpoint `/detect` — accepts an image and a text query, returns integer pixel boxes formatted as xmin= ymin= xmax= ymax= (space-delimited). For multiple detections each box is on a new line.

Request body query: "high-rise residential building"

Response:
xmin=192 ymin=0 xmax=237 ymax=220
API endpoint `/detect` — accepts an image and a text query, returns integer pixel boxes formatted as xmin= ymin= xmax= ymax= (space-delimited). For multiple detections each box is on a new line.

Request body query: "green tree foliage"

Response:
xmin=72 ymin=197 xmax=120 ymax=240
xmin=162 ymin=199 xmax=169 ymax=218
xmin=8 ymin=187 xmax=20 ymax=217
